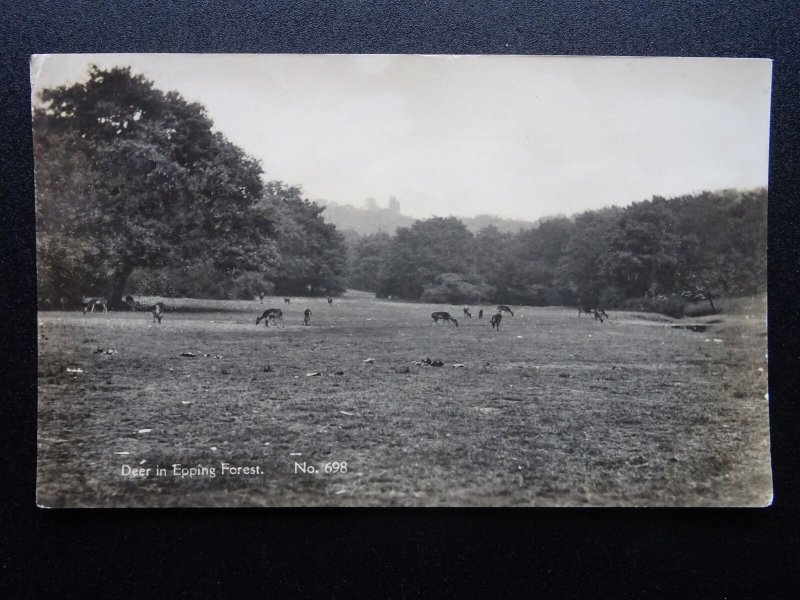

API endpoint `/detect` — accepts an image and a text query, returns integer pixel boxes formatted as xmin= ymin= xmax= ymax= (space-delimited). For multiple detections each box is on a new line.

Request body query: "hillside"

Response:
xmin=318 ymin=200 xmax=537 ymax=235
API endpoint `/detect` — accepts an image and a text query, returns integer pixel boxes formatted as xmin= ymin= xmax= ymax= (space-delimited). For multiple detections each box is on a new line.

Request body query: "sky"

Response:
xmin=31 ymin=54 xmax=772 ymax=222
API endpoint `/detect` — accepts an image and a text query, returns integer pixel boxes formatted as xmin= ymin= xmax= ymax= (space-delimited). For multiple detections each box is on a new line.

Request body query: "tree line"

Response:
xmin=320 ymin=196 xmax=537 ymax=237
xmin=35 ymin=66 xmax=766 ymax=317
xmin=35 ymin=66 xmax=346 ymax=307
xmin=345 ymin=189 xmax=766 ymax=316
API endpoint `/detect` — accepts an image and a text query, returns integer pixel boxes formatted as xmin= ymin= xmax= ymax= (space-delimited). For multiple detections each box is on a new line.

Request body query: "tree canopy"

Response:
xmin=35 ymin=66 xmax=347 ymax=304
xmin=257 ymin=182 xmax=347 ymax=296
xmin=344 ymin=189 xmax=766 ymax=315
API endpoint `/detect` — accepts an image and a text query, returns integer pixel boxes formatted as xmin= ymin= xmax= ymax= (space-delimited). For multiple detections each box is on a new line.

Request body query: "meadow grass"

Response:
xmin=37 ymin=294 xmax=770 ymax=507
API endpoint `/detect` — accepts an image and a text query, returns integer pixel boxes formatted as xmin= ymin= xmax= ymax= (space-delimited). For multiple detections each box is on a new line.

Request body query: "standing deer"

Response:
xmin=478 ymin=309 xmax=483 ymax=319
xmin=258 ymin=292 xmax=265 ymax=303
xmin=497 ymin=305 xmax=514 ymax=317
xmin=490 ymin=312 xmax=502 ymax=330
xmin=256 ymin=308 xmax=283 ymax=327
xmin=327 ymin=296 xmax=333 ymax=305
xmin=82 ymin=296 xmax=108 ymax=314
xmin=303 ymin=308 xmax=312 ymax=326
xmin=283 ymin=297 xmax=291 ymax=304
xmin=125 ymin=296 xmax=165 ymax=323
xmin=431 ymin=312 xmax=458 ymax=327
xmin=463 ymin=306 xmax=472 ymax=318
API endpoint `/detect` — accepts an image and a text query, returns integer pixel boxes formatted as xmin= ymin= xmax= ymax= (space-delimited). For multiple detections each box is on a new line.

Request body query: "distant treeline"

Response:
xmin=345 ymin=189 xmax=766 ymax=316
xmin=319 ymin=198 xmax=538 ymax=236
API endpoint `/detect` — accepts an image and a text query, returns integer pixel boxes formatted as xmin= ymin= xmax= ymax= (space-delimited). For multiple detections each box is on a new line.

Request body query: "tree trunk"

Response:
xmin=707 ymin=294 xmax=716 ymax=312
xmin=109 ymin=264 xmax=135 ymax=307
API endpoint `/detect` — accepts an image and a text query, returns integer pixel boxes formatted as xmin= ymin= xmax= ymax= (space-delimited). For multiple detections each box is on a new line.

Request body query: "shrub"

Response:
xmin=683 ymin=302 xmax=722 ymax=318
xmin=521 ymin=284 xmax=551 ymax=306
xmin=420 ymin=273 xmax=495 ymax=304
xmin=130 ymin=270 xmax=177 ymax=297
xmin=598 ymin=285 xmax=625 ymax=308
xmin=229 ymin=272 xmax=276 ymax=300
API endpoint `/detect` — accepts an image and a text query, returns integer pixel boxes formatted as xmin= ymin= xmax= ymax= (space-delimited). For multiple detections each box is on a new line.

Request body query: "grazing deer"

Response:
xmin=490 ymin=312 xmax=502 ymax=330
xmin=303 ymin=308 xmax=312 ymax=326
xmin=82 ymin=296 xmax=108 ymax=314
xmin=125 ymin=296 xmax=165 ymax=323
xmin=578 ymin=306 xmax=608 ymax=322
xmin=283 ymin=297 xmax=291 ymax=304
xmin=497 ymin=305 xmax=514 ymax=317
xmin=463 ymin=306 xmax=472 ymax=318
xmin=256 ymin=308 xmax=283 ymax=327
xmin=431 ymin=311 xmax=458 ymax=327
xmin=327 ymin=296 xmax=333 ymax=305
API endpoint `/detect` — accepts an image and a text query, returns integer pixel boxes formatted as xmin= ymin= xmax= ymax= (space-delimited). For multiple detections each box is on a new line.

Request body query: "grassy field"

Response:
xmin=37 ymin=292 xmax=771 ymax=507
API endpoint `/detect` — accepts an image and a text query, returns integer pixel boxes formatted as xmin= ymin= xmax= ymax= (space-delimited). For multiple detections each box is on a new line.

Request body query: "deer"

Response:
xmin=578 ymin=306 xmax=609 ymax=322
xmin=303 ymin=308 xmax=312 ymax=326
xmin=431 ymin=311 xmax=458 ymax=327
xmin=463 ymin=306 xmax=473 ymax=318
xmin=497 ymin=305 xmax=514 ymax=317
xmin=283 ymin=297 xmax=291 ymax=304
xmin=124 ymin=296 xmax=165 ymax=323
xmin=490 ymin=312 xmax=502 ymax=330
xmin=478 ymin=309 xmax=483 ymax=319
xmin=593 ymin=308 xmax=609 ymax=322
xmin=256 ymin=308 xmax=283 ymax=327
xmin=258 ymin=292 xmax=265 ymax=304
xmin=82 ymin=296 xmax=108 ymax=314
xmin=327 ymin=296 xmax=333 ymax=305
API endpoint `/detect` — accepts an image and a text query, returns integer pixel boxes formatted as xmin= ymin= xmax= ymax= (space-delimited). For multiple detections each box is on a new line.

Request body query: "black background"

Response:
xmin=2 ymin=1 xmax=798 ymax=597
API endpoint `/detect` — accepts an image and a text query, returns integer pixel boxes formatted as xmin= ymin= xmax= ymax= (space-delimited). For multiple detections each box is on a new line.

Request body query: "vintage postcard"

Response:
xmin=33 ymin=54 xmax=771 ymax=507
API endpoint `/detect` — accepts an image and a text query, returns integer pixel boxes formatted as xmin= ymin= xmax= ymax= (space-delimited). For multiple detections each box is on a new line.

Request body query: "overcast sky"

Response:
xmin=31 ymin=54 xmax=772 ymax=221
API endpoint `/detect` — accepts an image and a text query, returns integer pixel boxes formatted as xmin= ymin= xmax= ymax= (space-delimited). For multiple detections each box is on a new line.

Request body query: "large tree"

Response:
xmin=504 ymin=216 xmax=574 ymax=305
xmin=346 ymin=231 xmax=393 ymax=292
xmin=473 ymin=224 xmax=516 ymax=300
xmin=555 ymin=206 xmax=622 ymax=306
xmin=672 ymin=189 xmax=767 ymax=298
xmin=602 ymin=197 xmax=683 ymax=299
xmin=34 ymin=66 xmax=273 ymax=305
xmin=257 ymin=182 xmax=347 ymax=296
xmin=377 ymin=217 xmax=476 ymax=300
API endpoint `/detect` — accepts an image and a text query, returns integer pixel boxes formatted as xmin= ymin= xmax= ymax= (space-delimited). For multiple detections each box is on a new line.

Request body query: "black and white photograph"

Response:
xmin=33 ymin=53 xmax=771 ymax=507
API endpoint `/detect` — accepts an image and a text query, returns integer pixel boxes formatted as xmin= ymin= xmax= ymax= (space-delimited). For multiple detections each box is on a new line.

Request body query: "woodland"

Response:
xmin=35 ymin=67 xmax=766 ymax=316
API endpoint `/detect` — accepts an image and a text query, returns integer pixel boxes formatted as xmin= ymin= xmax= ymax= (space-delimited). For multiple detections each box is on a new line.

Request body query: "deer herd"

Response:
xmin=52 ymin=294 xmax=611 ymax=330
xmin=429 ymin=302 xmax=608 ymax=332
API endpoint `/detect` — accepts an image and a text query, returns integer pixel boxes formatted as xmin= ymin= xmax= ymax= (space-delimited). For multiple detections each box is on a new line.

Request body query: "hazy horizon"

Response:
xmin=31 ymin=54 xmax=772 ymax=222
xmin=318 ymin=185 xmax=765 ymax=225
